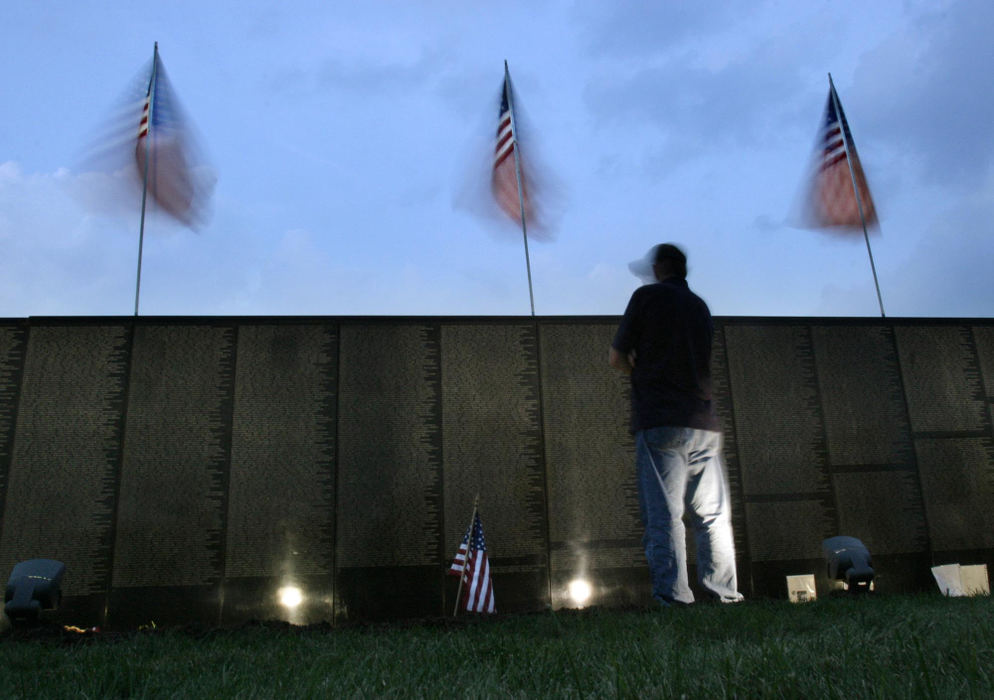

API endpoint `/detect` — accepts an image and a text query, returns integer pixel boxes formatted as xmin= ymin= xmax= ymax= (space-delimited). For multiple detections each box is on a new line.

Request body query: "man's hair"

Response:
xmin=653 ymin=243 xmax=687 ymax=279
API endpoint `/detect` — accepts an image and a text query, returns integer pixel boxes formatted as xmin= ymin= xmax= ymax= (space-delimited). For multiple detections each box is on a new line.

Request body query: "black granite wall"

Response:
xmin=0 ymin=316 xmax=991 ymax=627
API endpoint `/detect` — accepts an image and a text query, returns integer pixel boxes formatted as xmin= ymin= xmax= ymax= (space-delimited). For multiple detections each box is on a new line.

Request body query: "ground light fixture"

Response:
xmin=567 ymin=578 xmax=592 ymax=606
xmin=278 ymin=585 xmax=304 ymax=609
xmin=4 ymin=559 xmax=65 ymax=624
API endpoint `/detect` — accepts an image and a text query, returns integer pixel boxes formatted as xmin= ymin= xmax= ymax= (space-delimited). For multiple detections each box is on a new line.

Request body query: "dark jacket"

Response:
xmin=612 ymin=277 xmax=720 ymax=433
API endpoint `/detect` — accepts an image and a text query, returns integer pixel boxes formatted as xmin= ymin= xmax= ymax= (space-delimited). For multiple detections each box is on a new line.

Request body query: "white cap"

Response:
xmin=628 ymin=243 xmax=686 ymax=284
xmin=628 ymin=245 xmax=659 ymax=285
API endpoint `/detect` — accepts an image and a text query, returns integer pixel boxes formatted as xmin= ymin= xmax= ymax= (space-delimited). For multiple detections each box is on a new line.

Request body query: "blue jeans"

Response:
xmin=636 ymin=426 xmax=742 ymax=605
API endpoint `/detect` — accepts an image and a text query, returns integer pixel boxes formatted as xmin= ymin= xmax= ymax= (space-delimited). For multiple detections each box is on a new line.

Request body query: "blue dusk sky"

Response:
xmin=1 ymin=1 xmax=991 ymax=318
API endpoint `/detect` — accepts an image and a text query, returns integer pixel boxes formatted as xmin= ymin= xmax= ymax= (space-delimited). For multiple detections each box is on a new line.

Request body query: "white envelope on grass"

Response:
xmin=931 ymin=563 xmax=990 ymax=597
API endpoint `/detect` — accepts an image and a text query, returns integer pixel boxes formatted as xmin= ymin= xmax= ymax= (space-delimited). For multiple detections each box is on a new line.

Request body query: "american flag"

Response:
xmin=448 ymin=511 xmax=496 ymax=614
xmin=133 ymin=45 xmax=212 ymax=228
xmin=805 ymin=83 xmax=877 ymax=229
xmin=492 ymin=71 xmax=530 ymax=224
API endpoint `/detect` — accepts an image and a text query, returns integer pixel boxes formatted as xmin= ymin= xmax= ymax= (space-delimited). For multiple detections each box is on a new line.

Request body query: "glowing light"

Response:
xmin=568 ymin=579 xmax=592 ymax=606
xmin=278 ymin=586 xmax=303 ymax=609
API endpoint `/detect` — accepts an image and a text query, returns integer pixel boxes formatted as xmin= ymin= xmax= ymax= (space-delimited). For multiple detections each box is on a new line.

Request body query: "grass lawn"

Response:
xmin=2 ymin=593 xmax=992 ymax=698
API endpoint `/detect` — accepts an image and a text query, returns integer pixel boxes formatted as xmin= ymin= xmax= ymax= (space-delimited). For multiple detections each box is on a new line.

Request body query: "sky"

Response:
xmin=1 ymin=0 xmax=992 ymax=319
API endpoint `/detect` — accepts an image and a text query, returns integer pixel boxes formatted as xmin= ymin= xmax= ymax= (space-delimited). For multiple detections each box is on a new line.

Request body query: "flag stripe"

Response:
xmin=822 ymin=151 xmax=846 ymax=169
xmin=448 ymin=541 xmax=468 ymax=575
xmin=132 ymin=49 xmax=212 ymax=228
xmin=449 ymin=510 xmax=496 ymax=614
xmin=805 ymin=84 xmax=877 ymax=229
xmin=463 ymin=549 xmax=494 ymax=613
xmin=491 ymin=74 xmax=529 ymax=224
xmin=138 ymin=96 xmax=150 ymax=139
xmin=494 ymin=146 xmax=514 ymax=170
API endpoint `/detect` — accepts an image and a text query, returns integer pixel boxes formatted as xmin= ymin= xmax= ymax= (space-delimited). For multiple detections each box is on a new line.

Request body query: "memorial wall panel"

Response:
xmin=895 ymin=326 xmax=986 ymax=434
xmin=336 ymin=324 xmax=442 ymax=568
xmin=724 ymin=325 xmax=831 ymax=497
xmin=441 ymin=323 xmax=547 ymax=590
xmin=811 ymin=325 xmax=913 ymax=466
xmin=0 ymin=324 xmax=128 ymax=597
xmin=226 ymin=324 xmax=337 ymax=580
xmin=112 ymin=324 xmax=235 ymax=589
xmin=725 ymin=324 xmax=836 ymax=571
xmin=539 ymin=323 xmax=641 ymax=581
xmin=744 ymin=501 xmax=835 ymax=562
xmin=975 ymin=325 xmax=994 ymax=433
xmin=712 ymin=322 xmax=751 ymax=575
xmin=832 ymin=471 xmax=927 ymax=554
xmin=0 ymin=323 xmax=27 ymax=528
xmin=809 ymin=324 xmax=928 ymax=564
xmin=915 ymin=437 xmax=994 ymax=552
xmin=0 ymin=316 xmax=991 ymax=626
xmin=973 ymin=326 xmax=994 ymax=400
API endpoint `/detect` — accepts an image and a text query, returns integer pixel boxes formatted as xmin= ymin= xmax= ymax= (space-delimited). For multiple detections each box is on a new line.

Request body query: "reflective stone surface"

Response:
xmin=0 ymin=316 xmax=991 ymax=628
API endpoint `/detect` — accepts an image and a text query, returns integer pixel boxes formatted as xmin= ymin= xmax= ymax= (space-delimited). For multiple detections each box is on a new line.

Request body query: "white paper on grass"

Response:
xmin=931 ymin=564 xmax=965 ymax=596
xmin=960 ymin=564 xmax=990 ymax=596
xmin=931 ymin=563 xmax=990 ymax=597
xmin=786 ymin=574 xmax=817 ymax=603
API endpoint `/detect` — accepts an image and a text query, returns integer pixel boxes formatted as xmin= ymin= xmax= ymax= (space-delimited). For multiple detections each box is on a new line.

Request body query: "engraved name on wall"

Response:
xmin=113 ymin=324 xmax=235 ymax=588
xmin=226 ymin=324 xmax=338 ymax=579
xmin=0 ymin=324 xmax=128 ymax=596
xmin=441 ymin=324 xmax=546 ymax=572
xmin=539 ymin=323 xmax=640 ymax=572
xmin=336 ymin=324 xmax=443 ymax=568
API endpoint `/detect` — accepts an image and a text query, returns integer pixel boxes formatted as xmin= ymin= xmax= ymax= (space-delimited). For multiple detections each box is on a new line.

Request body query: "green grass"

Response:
xmin=2 ymin=594 xmax=993 ymax=698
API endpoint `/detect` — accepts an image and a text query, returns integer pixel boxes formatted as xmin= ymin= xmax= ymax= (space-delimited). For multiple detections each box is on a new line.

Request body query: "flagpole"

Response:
xmin=134 ymin=42 xmax=158 ymax=317
xmin=452 ymin=494 xmax=480 ymax=617
xmin=828 ymin=73 xmax=885 ymax=318
xmin=504 ymin=61 xmax=536 ymax=317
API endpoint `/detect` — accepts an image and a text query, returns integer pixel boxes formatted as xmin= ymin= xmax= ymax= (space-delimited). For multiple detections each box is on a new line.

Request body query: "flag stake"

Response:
xmin=829 ymin=73 xmax=886 ymax=317
xmin=453 ymin=494 xmax=480 ymax=617
xmin=504 ymin=61 xmax=536 ymax=317
xmin=134 ymin=42 xmax=159 ymax=317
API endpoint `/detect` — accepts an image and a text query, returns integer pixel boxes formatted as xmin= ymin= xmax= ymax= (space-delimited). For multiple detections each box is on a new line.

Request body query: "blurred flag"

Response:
xmin=135 ymin=45 xmax=213 ymax=228
xmin=448 ymin=511 xmax=496 ymax=614
xmin=803 ymin=82 xmax=877 ymax=230
xmin=492 ymin=70 xmax=532 ymax=226
xmin=79 ymin=44 xmax=213 ymax=229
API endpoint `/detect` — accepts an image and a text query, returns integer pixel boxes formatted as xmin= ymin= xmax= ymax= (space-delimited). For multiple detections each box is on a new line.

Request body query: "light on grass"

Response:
xmin=278 ymin=586 xmax=303 ymax=609
xmin=568 ymin=579 xmax=592 ymax=606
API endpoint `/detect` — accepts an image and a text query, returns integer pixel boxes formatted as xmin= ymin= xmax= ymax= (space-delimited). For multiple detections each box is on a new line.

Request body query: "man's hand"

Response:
xmin=608 ymin=346 xmax=635 ymax=375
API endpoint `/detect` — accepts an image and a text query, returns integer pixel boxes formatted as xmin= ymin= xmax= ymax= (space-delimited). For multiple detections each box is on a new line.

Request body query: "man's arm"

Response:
xmin=608 ymin=346 xmax=634 ymax=375
xmin=611 ymin=288 xmax=640 ymax=375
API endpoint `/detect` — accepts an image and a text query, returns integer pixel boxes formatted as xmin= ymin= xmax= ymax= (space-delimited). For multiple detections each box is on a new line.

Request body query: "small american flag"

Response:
xmin=448 ymin=511 xmax=496 ymax=614
xmin=492 ymin=71 xmax=530 ymax=224
xmin=805 ymin=83 xmax=877 ymax=229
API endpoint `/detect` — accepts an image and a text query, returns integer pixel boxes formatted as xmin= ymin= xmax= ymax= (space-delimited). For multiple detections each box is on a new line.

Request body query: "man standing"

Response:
xmin=609 ymin=243 xmax=742 ymax=606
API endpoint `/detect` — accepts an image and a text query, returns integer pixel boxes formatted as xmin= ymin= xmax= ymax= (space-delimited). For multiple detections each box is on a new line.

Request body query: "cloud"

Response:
xmin=0 ymin=162 xmax=137 ymax=316
xmin=883 ymin=176 xmax=994 ymax=317
xmin=851 ymin=0 xmax=994 ymax=187
xmin=316 ymin=48 xmax=451 ymax=95
xmin=256 ymin=8 xmax=461 ymax=103
xmin=580 ymin=7 xmax=835 ymax=168
xmin=808 ymin=170 xmax=994 ymax=319
xmin=585 ymin=60 xmax=806 ymax=156
xmin=576 ymin=4 xmax=740 ymax=59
